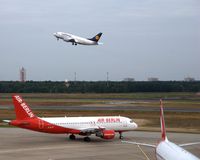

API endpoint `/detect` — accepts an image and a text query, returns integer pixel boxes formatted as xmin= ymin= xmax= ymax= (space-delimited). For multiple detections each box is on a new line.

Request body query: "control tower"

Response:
xmin=20 ymin=67 xmax=26 ymax=82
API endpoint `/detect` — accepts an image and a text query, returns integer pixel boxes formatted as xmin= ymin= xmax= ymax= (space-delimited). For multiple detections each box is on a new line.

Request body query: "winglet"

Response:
xmin=12 ymin=95 xmax=36 ymax=120
xmin=160 ymin=99 xmax=166 ymax=141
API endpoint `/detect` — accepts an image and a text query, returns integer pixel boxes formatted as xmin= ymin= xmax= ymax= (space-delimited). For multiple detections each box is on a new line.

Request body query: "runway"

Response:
xmin=1 ymin=105 xmax=200 ymax=112
xmin=0 ymin=128 xmax=199 ymax=160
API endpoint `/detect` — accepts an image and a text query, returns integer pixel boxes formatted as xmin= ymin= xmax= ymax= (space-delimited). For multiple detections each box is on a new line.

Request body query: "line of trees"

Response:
xmin=0 ymin=81 xmax=200 ymax=93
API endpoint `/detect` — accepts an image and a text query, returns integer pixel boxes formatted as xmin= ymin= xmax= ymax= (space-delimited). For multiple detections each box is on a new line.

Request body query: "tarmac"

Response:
xmin=0 ymin=128 xmax=199 ymax=160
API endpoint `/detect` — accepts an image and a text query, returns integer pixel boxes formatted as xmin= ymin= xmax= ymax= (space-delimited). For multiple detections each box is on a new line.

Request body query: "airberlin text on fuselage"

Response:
xmin=97 ymin=118 xmax=120 ymax=123
xmin=15 ymin=96 xmax=34 ymax=118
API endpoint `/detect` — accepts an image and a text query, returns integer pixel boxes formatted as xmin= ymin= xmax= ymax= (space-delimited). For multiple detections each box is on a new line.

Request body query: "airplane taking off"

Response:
xmin=53 ymin=32 xmax=103 ymax=45
xmin=122 ymin=100 xmax=200 ymax=160
xmin=3 ymin=95 xmax=137 ymax=142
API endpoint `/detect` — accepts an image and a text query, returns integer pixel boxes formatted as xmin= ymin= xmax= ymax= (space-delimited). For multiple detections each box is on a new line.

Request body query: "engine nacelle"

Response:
xmin=96 ymin=130 xmax=115 ymax=140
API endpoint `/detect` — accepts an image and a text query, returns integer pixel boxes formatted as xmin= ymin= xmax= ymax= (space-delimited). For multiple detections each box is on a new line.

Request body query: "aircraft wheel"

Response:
xmin=69 ymin=134 xmax=76 ymax=140
xmin=119 ymin=132 xmax=123 ymax=139
xmin=75 ymin=43 xmax=77 ymax=45
xmin=84 ymin=137 xmax=91 ymax=142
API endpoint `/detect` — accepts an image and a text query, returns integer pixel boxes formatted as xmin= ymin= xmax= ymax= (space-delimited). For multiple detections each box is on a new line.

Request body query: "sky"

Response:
xmin=0 ymin=0 xmax=200 ymax=81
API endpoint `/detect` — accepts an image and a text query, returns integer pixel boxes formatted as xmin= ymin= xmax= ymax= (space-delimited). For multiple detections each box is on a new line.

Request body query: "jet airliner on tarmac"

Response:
xmin=122 ymin=100 xmax=200 ymax=160
xmin=3 ymin=95 xmax=137 ymax=142
xmin=53 ymin=32 xmax=103 ymax=45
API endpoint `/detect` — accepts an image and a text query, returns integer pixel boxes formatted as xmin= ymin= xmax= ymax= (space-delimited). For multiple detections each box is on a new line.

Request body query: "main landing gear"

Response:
xmin=119 ymin=131 xmax=123 ymax=139
xmin=69 ymin=134 xmax=76 ymax=140
xmin=69 ymin=134 xmax=91 ymax=142
xmin=72 ymin=42 xmax=77 ymax=45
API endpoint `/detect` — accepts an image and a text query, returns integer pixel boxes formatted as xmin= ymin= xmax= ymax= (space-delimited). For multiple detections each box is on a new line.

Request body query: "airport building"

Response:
xmin=148 ymin=77 xmax=159 ymax=81
xmin=123 ymin=78 xmax=135 ymax=82
xmin=184 ymin=77 xmax=195 ymax=82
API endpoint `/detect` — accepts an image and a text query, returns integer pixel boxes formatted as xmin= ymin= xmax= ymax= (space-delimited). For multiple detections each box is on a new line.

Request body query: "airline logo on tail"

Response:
xmin=14 ymin=95 xmax=35 ymax=118
xmin=95 ymin=35 xmax=100 ymax=41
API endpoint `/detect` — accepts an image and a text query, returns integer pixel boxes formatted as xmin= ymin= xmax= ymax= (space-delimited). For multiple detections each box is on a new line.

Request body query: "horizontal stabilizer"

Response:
xmin=98 ymin=42 xmax=103 ymax=45
xmin=122 ymin=140 xmax=156 ymax=148
xmin=3 ymin=120 xmax=11 ymax=123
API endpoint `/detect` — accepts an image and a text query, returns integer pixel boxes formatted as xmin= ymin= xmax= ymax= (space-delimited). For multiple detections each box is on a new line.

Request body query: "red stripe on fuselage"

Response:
xmin=10 ymin=118 xmax=81 ymax=134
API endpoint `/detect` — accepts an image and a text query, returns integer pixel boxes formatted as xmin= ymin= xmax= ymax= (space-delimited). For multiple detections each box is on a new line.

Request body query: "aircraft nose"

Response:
xmin=53 ymin=33 xmax=59 ymax=41
xmin=53 ymin=33 xmax=57 ymax=37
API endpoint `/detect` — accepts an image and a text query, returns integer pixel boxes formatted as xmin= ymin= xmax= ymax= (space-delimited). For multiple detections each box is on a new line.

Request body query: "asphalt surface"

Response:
xmin=0 ymin=128 xmax=199 ymax=160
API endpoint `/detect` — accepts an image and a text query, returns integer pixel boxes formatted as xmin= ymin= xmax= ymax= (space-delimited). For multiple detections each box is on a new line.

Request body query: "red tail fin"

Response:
xmin=13 ymin=95 xmax=36 ymax=120
xmin=160 ymin=99 xmax=166 ymax=141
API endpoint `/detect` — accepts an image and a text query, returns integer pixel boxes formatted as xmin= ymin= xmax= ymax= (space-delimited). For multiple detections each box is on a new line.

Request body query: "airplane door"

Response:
xmin=90 ymin=121 xmax=96 ymax=127
xmin=123 ymin=121 xmax=127 ymax=127
xmin=39 ymin=119 xmax=44 ymax=129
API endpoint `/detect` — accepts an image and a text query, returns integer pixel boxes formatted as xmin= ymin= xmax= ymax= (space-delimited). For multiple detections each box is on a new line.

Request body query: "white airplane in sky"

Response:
xmin=122 ymin=100 xmax=200 ymax=160
xmin=53 ymin=32 xmax=103 ymax=45
xmin=3 ymin=95 xmax=137 ymax=142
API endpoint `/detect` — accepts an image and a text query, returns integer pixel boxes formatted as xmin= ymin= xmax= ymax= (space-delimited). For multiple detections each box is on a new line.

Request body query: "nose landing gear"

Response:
xmin=119 ymin=131 xmax=123 ymax=139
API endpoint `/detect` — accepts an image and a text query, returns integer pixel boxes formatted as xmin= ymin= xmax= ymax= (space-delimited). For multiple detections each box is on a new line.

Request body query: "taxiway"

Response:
xmin=0 ymin=128 xmax=199 ymax=160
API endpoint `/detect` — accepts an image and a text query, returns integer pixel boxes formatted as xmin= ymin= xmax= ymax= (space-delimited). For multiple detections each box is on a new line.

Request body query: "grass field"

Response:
xmin=1 ymin=92 xmax=200 ymax=106
xmin=0 ymin=93 xmax=200 ymax=133
xmin=1 ymin=92 xmax=200 ymax=99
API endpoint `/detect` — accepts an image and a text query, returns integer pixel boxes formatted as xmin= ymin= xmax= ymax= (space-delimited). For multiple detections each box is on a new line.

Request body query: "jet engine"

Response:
xmin=96 ymin=130 xmax=115 ymax=139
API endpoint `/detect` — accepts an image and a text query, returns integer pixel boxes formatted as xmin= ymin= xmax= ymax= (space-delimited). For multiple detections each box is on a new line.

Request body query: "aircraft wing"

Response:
xmin=68 ymin=39 xmax=77 ymax=43
xmin=179 ymin=142 xmax=200 ymax=147
xmin=122 ymin=140 xmax=156 ymax=148
xmin=62 ymin=34 xmax=77 ymax=43
xmin=63 ymin=38 xmax=79 ymax=44
xmin=80 ymin=126 xmax=106 ymax=134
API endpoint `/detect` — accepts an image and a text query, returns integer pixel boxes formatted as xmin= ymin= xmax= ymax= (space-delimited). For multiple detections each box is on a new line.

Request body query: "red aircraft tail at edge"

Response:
xmin=13 ymin=95 xmax=36 ymax=120
xmin=160 ymin=99 xmax=166 ymax=141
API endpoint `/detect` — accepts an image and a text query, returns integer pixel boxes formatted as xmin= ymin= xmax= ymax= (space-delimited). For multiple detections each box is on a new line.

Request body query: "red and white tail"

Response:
xmin=13 ymin=95 xmax=36 ymax=120
xmin=160 ymin=99 xmax=166 ymax=141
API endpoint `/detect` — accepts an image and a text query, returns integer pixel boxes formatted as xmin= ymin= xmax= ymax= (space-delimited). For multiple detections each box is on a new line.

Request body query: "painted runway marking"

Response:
xmin=0 ymin=143 xmax=122 ymax=154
